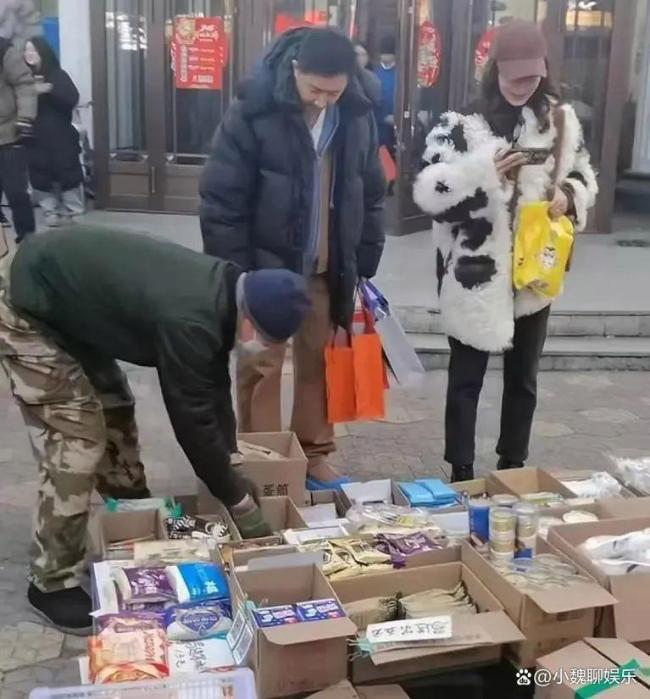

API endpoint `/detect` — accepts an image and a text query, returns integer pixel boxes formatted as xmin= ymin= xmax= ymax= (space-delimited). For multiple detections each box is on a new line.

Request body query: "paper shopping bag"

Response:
xmin=325 ymin=330 xmax=356 ymax=424
xmin=361 ymin=280 xmax=426 ymax=388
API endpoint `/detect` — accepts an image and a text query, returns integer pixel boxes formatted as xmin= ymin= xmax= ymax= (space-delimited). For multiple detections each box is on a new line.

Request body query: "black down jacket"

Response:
xmin=28 ymin=67 xmax=83 ymax=192
xmin=199 ymin=28 xmax=386 ymax=327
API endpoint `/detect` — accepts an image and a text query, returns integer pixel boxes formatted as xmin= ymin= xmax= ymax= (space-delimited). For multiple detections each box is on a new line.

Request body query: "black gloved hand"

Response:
xmin=16 ymin=118 xmax=34 ymax=141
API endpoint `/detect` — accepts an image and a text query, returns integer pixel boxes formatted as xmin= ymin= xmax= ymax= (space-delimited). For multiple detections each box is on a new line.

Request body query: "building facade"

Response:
xmin=26 ymin=1 xmax=650 ymax=233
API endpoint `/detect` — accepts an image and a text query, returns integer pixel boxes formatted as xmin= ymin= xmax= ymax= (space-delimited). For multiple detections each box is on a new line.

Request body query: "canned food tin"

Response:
xmin=468 ymin=498 xmax=490 ymax=547
xmin=513 ymin=502 xmax=538 ymax=559
xmin=491 ymin=494 xmax=519 ymax=508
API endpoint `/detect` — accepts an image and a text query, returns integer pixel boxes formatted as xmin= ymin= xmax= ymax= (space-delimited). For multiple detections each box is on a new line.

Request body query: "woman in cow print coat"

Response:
xmin=413 ymin=21 xmax=597 ymax=482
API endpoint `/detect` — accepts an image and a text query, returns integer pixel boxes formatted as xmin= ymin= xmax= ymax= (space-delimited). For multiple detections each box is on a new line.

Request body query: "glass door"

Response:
xmin=395 ymin=0 xmax=457 ymax=233
xmin=92 ymin=0 xmax=236 ymax=212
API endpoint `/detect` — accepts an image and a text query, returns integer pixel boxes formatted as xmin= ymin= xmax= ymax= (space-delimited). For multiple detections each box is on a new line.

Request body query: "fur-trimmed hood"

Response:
xmin=237 ymin=28 xmax=372 ymax=119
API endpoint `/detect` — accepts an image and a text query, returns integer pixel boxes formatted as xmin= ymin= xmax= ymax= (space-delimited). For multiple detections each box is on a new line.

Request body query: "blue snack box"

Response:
xmin=253 ymin=604 xmax=299 ymax=628
xmin=296 ymin=598 xmax=346 ymax=622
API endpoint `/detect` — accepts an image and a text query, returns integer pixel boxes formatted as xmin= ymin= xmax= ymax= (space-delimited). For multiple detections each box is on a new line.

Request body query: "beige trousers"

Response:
xmin=236 ymin=274 xmax=335 ymax=465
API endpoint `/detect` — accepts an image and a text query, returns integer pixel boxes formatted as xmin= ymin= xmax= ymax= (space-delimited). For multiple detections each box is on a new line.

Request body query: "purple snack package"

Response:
xmin=295 ymin=599 xmax=345 ymax=622
xmin=115 ymin=567 xmax=175 ymax=604
xmin=375 ymin=533 xmax=444 ymax=567
xmin=96 ymin=612 xmax=164 ymax=635
xmin=252 ymin=605 xmax=299 ymax=628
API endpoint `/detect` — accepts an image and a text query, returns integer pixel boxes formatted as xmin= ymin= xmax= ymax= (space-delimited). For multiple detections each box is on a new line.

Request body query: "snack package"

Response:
xmin=96 ymin=613 xmax=163 ymax=635
xmin=165 ymin=600 xmax=232 ymax=641
xmin=375 ymin=532 xmax=446 ymax=566
xmin=133 ymin=539 xmax=213 ymax=563
xmin=105 ymin=497 xmax=180 ymax=515
xmin=295 ymin=599 xmax=345 ymax=622
xmin=115 ymin=567 xmax=175 ymax=605
xmin=252 ymin=604 xmax=299 ymax=628
xmin=169 ymin=638 xmax=235 ymax=675
xmin=400 ymin=582 xmax=476 ymax=619
xmin=165 ymin=514 xmax=231 ymax=543
xmin=166 ymin=562 xmax=229 ymax=604
xmin=333 ymin=538 xmax=392 ymax=566
xmin=344 ymin=596 xmax=399 ymax=630
xmin=88 ymin=629 xmax=168 ymax=684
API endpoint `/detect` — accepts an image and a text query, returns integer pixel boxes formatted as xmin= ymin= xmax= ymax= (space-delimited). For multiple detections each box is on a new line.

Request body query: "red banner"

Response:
xmin=474 ymin=27 xmax=496 ymax=69
xmin=417 ymin=21 xmax=442 ymax=88
xmin=172 ymin=16 xmax=229 ymax=90
xmin=274 ymin=11 xmax=327 ymax=36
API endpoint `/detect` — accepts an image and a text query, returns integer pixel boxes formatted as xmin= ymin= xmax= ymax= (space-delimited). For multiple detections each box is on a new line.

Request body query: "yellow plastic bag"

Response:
xmin=513 ymin=201 xmax=574 ymax=299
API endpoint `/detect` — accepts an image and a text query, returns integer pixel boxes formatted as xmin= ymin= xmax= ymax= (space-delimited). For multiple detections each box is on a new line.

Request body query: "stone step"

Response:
xmin=396 ymin=307 xmax=650 ymax=338
xmin=410 ymin=334 xmax=650 ymax=371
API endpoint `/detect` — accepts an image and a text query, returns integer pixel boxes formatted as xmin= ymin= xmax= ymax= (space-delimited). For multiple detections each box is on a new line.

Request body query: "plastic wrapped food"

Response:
xmin=164 ymin=514 xmax=231 ymax=543
xmin=96 ymin=613 xmax=163 ymax=635
xmin=169 ymin=638 xmax=235 ymax=674
xmin=296 ymin=599 xmax=346 ymax=622
xmin=399 ymin=582 xmax=476 ymax=619
xmin=165 ymin=600 xmax=232 ymax=641
xmin=561 ymin=472 xmax=622 ymax=499
xmin=166 ymin=562 xmax=229 ymax=604
xmin=88 ymin=629 xmax=168 ymax=684
xmin=346 ymin=503 xmax=444 ymax=536
xmin=375 ymin=532 xmax=447 ymax=566
xmin=344 ymin=596 xmax=399 ymax=630
xmin=613 ymin=456 xmax=650 ymax=495
xmin=115 ymin=567 xmax=175 ymax=605
xmin=579 ymin=528 xmax=650 ymax=575
xmin=331 ymin=538 xmax=391 ymax=565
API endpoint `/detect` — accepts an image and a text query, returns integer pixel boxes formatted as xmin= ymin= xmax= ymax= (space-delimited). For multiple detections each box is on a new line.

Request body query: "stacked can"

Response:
xmin=491 ymin=494 xmax=518 ymax=508
xmin=513 ymin=502 xmax=539 ymax=559
xmin=468 ymin=498 xmax=490 ymax=549
xmin=489 ymin=507 xmax=516 ymax=564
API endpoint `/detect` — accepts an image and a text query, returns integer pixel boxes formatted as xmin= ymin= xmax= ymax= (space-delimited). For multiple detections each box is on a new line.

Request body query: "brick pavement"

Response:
xmin=2 ymin=368 xmax=650 ymax=696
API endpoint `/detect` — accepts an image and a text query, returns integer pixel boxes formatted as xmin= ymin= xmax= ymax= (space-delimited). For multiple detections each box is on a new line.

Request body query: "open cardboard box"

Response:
xmin=331 ymin=560 xmax=524 ymax=683
xmin=197 ymin=432 xmax=308 ymax=508
xmin=540 ymin=496 xmax=650 ymax=528
xmin=487 ymin=467 xmax=577 ymax=500
xmin=96 ymin=494 xmax=241 ymax=557
xmin=536 ymin=638 xmax=650 ymax=698
xmin=230 ymin=563 xmax=356 ymax=698
xmin=461 ymin=541 xmax=616 ymax=667
xmin=551 ymin=469 xmax=637 ymax=499
xmin=547 ymin=516 xmax=650 ymax=643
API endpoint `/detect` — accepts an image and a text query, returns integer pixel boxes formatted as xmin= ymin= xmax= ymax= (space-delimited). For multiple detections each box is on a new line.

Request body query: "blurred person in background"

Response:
xmin=374 ymin=35 xmax=397 ymax=155
xmin=0 ymin=32 xmax=36 ymax=242
xmin=200 ymin=28 xmax=385 ymax=490
xmin=24 ymin=37 xmax=84 ymax=227
xmin=413 ymin=21 xmax=597 ymax=483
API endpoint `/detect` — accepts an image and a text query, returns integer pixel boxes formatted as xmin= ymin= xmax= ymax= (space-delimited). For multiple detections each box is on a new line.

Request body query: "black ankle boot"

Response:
xmin=497 ymin=457 xmax=524 ymax=471
xmin=450 ymin=464 xmax=474 ymax=483
xmin=28 ymin=584 xmax=93 ymax=635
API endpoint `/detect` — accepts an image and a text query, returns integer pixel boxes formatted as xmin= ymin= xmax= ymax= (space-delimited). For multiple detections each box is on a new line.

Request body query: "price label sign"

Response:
xmin=366 ymin=615 xmax=453 ymax=645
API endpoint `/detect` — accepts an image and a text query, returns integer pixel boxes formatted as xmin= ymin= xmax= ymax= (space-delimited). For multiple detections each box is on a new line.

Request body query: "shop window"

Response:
xmin=106 ymin=0 xmax=148 ymax=160
xmin=164 ymin=0 xmax=234 ymax=163
xmin=561 ymin=0 xmax=614 ymax=165
xmin=272 ymin=0 xmax=355 ymax=37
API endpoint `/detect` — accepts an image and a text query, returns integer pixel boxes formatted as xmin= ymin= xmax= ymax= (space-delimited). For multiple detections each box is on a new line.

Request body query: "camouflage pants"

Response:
xmin=0 ymin=252 xmax=149 ymax=592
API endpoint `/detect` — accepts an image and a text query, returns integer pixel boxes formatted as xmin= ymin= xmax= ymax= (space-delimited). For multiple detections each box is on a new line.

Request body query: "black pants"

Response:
xmin=445 ymin=306 xmax=550 ymax=467
xmin=0 ymin=145 xmax=35 ymax=242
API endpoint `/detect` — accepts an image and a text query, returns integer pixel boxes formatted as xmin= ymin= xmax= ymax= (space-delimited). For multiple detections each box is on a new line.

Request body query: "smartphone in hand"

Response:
xmin=510 ymin=147 xmax=551 ymax=165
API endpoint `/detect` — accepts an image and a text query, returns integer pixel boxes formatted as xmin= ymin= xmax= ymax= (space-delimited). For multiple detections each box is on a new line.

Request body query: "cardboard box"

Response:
xmin=488 ymin=467 xmax=576 ymax=500
xmin=547 ymin=516 xmax=650 ymax=643
xmin=536 ymin=638 xmax=650 ymax=698
xmin=198 ymin=432 xmax=308 ymax=508
xmin=306 ymin=682 xmax=409 ymax=699
xmin=461 ymin=541 xmax=616 ymax=667
xmin=259 ymin=496 xmax=308 ymax=531
xmin=230 ymin=563 xmax=356 ymax=698
xmin=331 ymin=560 xmax=524 ymax=683
xmin=97 ymin=493 xmax=241 ymax=556
xmin=552 ymin=469 xmax=637 ymax=499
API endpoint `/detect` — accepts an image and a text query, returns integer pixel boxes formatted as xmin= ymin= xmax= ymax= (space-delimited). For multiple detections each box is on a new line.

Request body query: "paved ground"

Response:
xmin=64 ymin=209 xmax=650 ymax=313
xmin=2 ymin=364 xmax=650 ymax=695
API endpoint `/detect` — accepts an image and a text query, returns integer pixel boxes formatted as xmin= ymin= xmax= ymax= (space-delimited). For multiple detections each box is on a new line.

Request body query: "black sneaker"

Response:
xmin=497 ymin=457 xmax=524 ymax=471
xmin=0 ymin=209 xmax=9 ymax=226
xmin=28 ymin=584 xmax=93 ymax=635
xmin=450 ymin=464 xmax=474 ymax=483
